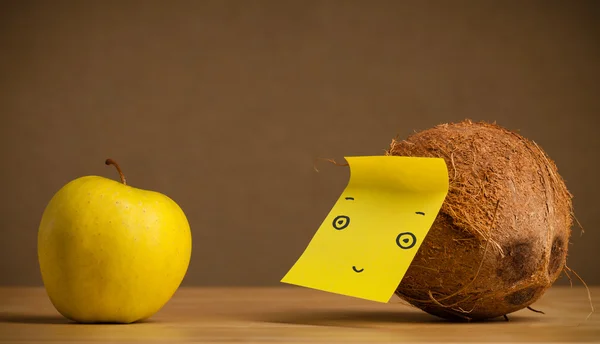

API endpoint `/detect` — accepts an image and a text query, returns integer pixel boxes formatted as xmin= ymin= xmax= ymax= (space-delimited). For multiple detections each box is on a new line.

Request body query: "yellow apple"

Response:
xmin=37 ymin=159 xmax=192 ymax=323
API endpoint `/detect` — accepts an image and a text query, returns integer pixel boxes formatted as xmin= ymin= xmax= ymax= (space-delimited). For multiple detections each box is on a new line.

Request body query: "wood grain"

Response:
xmin=0 ymin=286 xmax=597 ymax=343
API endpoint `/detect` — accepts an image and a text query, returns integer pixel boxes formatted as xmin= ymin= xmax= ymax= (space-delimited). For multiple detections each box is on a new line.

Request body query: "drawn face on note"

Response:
xmin=281 ymin=156 xmax=449 ymax=303
xmin=328 ymin=198 xmax=423 ymax=275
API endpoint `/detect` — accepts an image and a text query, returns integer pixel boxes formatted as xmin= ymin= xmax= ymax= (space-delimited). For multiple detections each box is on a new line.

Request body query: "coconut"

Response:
xmin=385 ymin=119 xmax=574 ymax=321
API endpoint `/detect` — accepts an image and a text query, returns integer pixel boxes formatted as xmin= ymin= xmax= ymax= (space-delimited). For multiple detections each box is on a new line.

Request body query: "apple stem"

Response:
xmin=105 ymin=158 xmax=127 ymax=185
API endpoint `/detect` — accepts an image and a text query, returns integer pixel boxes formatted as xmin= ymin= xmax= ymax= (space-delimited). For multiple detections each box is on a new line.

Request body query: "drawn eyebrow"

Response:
xmin=345 ymin=197 xmax=355 ymax=201
xmin=415 ymin=211 xmax=425 ymax=215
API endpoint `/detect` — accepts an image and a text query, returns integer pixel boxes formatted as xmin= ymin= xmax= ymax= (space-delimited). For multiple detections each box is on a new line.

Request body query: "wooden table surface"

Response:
xmin=0 ymin=286 xmax=597 ymax=343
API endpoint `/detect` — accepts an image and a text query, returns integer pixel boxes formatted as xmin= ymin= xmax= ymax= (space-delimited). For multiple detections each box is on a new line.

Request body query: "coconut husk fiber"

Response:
xmin=386 ymin=119 xmax=574 ymax=321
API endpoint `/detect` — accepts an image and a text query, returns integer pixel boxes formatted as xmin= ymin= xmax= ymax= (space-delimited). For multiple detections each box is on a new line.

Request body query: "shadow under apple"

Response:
xmin=0 ymin=312 xmax=157 ymax=325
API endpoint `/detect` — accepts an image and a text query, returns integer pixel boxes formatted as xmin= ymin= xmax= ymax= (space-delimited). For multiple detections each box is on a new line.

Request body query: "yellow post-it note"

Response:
xmin=281 ymin=156 xmax=449 ymax=303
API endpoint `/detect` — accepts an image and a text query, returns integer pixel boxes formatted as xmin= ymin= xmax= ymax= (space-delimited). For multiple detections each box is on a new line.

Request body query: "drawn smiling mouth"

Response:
xmin=352 ymin=266 xmax=364 ymax=273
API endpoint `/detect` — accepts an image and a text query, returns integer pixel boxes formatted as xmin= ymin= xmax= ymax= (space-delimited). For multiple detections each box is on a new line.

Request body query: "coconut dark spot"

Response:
xmin=504 ymin=286 xmax=540 ymax=305
xmin=496 ymin=242 xmax=536 ymax=284
xmin=548 ymin=236 xmax=566 ymax=276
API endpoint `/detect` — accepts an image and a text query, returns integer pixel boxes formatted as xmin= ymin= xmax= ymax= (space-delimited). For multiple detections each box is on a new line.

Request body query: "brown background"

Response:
xmin=0 ymin=0 xmax=598 ymax=287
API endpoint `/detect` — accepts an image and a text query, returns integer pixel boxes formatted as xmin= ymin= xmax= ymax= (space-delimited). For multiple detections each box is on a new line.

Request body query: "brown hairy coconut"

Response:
xmin=386 ymin=120 xmax=573 ymax=321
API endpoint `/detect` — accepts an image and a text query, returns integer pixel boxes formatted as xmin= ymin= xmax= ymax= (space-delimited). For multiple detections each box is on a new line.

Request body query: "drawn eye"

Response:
xmin=396 ymin=232 xmax=417 ymax=249
xmin=332 ymin=215 xmax=350 ymax=230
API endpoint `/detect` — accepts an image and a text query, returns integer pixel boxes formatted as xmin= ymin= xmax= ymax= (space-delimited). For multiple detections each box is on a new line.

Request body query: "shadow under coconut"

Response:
xmin=259 ymin=309 xmax=541 ymax=328
xmin=0 ymin=312 xmax=157 ymax=325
